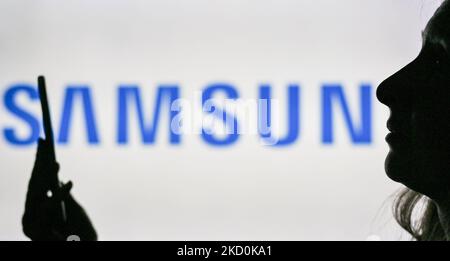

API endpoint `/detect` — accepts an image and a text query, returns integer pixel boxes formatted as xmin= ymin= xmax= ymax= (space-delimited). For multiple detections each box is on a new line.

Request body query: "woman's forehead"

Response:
xmin=424 ymin=1 xmax=450 ymax=43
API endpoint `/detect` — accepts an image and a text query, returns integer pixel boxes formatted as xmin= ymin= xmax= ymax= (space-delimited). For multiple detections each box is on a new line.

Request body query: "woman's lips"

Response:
xmin=385 ymin=131 xmax=410 ymax=150
xmin=386 ymin=116 xmax=411 ymax=146
xmin=385 ymin=132 xmax=396 ymax=143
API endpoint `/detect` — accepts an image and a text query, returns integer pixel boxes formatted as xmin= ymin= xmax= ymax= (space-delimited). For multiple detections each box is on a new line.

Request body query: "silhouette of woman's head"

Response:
xmin=377 ymin=1 xmax=450 ymax=240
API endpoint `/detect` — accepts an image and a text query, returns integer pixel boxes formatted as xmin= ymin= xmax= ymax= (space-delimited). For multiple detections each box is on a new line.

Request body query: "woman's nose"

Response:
xmin=376 ymin=75 xmax=396 ymax=107
xmin=377 ymin=57 xmax=420 ymax=107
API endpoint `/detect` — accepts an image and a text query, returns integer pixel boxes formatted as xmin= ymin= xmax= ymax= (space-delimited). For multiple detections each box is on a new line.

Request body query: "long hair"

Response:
xmin=393 ymin=188 xmax=446 ymax=240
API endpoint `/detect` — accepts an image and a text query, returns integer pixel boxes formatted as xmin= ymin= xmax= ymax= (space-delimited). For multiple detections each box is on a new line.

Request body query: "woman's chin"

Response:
xmin=384 ymin=149 xmax=413 ymax=183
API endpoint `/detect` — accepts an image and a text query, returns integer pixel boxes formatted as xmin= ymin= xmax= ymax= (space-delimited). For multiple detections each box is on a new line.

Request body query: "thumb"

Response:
xmin=61 ymin=181 xmax=73 ymax=196
xmin=55 ymin=181 xmax=73 ymax=201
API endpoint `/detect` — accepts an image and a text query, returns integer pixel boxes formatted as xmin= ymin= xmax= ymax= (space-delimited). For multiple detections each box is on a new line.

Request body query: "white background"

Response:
xmin=0 ymin=0 xmax=441 ymax=240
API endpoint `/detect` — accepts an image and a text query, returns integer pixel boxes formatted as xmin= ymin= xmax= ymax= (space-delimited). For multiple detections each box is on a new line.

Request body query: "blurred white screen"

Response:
xmin=0 ymin=0 xmax=441 ymax=240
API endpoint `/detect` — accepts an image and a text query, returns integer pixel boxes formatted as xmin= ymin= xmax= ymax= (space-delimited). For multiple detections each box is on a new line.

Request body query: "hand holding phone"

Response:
xmin=22 ymin=76 xmax=97 ymax=241
xmin=37 ymin=76 xmax=67 ymax=223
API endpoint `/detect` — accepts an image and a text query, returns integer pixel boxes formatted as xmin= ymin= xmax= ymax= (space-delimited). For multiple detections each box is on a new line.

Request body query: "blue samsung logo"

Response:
xmin=2 ymin=82 xmax=372 ymax=147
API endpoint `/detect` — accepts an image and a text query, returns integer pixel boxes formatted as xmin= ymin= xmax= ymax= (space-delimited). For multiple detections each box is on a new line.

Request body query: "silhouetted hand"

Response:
xmin=22 ymin=138 xmax=97 ymax=241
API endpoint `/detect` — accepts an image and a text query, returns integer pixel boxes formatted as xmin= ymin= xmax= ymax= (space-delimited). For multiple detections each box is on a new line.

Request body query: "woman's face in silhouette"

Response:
xmin=377 ymin=1 xmax=450 ymax=201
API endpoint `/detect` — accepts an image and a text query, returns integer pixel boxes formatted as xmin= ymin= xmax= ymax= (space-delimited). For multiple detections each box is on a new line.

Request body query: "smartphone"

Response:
xmin=38 ymin=76 xmax=67 ymax=223
xmin=38 ymin=76 xmax=57 ymax=161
